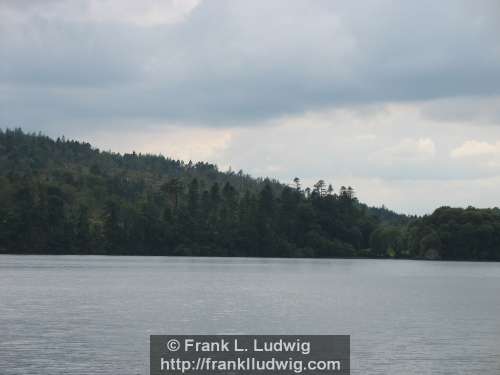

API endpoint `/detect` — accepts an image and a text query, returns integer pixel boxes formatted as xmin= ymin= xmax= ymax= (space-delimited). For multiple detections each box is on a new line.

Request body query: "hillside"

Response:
xmin=1 ymin=128 xmax=499 ymax=260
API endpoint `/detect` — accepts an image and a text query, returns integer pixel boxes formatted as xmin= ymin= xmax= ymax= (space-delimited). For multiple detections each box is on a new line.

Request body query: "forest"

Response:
xmin=1 ymin=128 xmax=499 ymax=260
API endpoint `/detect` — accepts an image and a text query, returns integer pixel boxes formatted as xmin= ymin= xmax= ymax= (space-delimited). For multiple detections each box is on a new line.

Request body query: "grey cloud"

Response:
xmin=1 ymin=0 xmax=500 ymax=130
xmin=419 ymin=96 xmax=500 ymax=125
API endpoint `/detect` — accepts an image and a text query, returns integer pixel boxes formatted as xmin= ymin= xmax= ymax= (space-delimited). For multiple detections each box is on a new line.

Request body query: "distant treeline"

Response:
xmin=1 ymin=129 xmax=499 ymax=260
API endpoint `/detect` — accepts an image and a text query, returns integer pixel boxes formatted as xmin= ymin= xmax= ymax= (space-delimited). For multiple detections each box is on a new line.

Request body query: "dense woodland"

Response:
xmin=1 ymin=129 xmax=499 ymax=260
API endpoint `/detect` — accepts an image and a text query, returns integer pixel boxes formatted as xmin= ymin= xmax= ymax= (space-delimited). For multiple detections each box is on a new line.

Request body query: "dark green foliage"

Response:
xmin=0 ymin=129 xmax=498 ymax=260
xmin=369 ymin=225 xmax=405 ymax=257
xmin=405 ymin=207 xmax=500 ymax=260
xmin=365 ymin=207 xmax=500 ymax=260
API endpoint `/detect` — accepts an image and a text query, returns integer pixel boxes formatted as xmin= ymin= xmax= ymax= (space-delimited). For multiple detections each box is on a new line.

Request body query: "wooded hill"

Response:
xmin=1 ymin=129 xmax=499 ymax=260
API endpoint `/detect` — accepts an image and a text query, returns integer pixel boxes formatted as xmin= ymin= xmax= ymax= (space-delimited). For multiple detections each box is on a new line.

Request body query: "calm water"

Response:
xmin=0 ymin=256 xmax=499 ymax=374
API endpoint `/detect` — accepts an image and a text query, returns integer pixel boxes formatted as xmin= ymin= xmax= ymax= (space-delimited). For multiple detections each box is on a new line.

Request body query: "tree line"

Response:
xmin=1 ymin=129 xmax=499 ymax=260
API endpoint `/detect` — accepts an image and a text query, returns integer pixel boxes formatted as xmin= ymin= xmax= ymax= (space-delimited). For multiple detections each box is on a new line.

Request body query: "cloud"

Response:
xmin=1 ymin=0 xmax=500 ymax=128
xmin=200 ymin=104 xmax=500 ymax=185
xmin=451 ymin=140 xmax=500 ymax=158
xmin=0 ymin=0 xmax=201 ymax=26
xmin=419 ymin=96 xmax=500 ymax=126
xmin=341 ymin=176 xmax=500 ymax=215
xmin=374 ymin=138 xmax=436 ymax=164
xmin=86 ymin=124 xmax=232 ymax=162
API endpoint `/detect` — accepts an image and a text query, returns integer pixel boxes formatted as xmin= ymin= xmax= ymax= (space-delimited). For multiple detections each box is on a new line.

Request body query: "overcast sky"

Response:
xmin=1 ymin=0 xmax=500 ymax=214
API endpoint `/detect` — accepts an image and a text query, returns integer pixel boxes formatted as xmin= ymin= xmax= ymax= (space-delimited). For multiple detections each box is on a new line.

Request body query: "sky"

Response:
xmin=1 ymin=0 xmax=500 ymax=214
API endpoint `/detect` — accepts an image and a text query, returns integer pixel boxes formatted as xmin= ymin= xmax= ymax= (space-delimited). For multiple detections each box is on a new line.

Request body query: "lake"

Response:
xmin=0 ymin=255 xmax=499 ymax=374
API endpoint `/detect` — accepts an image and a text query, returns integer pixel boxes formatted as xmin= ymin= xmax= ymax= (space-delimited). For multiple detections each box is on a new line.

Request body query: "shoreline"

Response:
xmin=0 ymin=252 xmax=498 ymax=262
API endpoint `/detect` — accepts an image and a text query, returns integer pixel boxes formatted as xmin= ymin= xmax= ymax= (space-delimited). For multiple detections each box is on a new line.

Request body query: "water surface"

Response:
xmin=0 ymin=255 xmax=499 ymax=374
